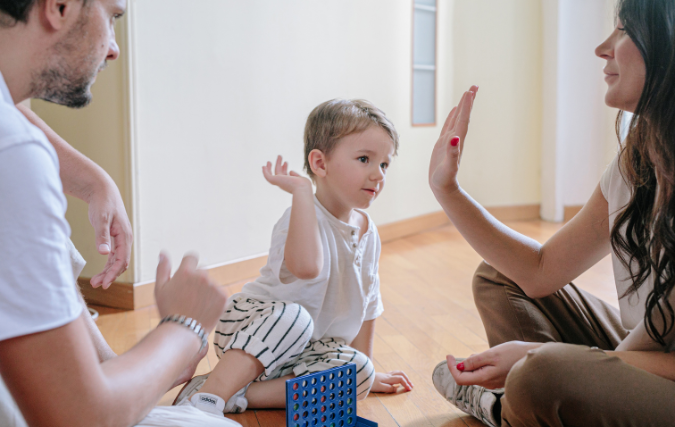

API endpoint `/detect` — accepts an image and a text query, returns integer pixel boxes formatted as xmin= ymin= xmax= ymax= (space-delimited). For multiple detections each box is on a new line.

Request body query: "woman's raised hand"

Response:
xmin=429 ymin=85 xmax=478 ymax=195
xmin=263 ymin=155 xmax=312 ymax=194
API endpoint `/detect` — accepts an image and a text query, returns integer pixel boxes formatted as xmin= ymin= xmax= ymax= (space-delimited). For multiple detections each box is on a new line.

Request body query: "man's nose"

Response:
xmin=107 ymin=38 xmax=120 ymax=61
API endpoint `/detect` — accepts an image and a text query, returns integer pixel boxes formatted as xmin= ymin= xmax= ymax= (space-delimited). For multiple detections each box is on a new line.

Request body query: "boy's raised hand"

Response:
xmin=262 ymin=155 xmax=312 ymax=194
xmin=371 ymin=370 xmax=414 ymax=394
xmin=428 ymin=85 xmax=478 ymax=195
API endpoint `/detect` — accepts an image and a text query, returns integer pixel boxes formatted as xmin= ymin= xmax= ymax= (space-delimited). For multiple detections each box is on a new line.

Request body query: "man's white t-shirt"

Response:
xmin=0 ymin=72 xmax=82 ymax=342
xmin=600 ymin=154 xmax=653 ymax=329
xmin=237 ymin=196 xmax=384 ymax=344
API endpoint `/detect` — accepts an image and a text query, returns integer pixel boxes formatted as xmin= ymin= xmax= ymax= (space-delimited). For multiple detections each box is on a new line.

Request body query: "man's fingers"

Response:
xmin=177 ymin=253 xmax=199 ymax=274
xmin=155 ymin=252 xmax=172 ymax=292
xmin=94 ymin=214 xmax=112 ymax=255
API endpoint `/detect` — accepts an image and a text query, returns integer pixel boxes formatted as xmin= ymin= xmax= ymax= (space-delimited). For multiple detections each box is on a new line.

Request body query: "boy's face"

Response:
xmin=322 ymin=125 xmax=395 ymax=210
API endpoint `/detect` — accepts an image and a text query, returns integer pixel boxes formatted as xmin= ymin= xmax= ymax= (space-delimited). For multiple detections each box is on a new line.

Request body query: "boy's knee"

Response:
xmin=352 ymin=351 xmax=375 ymax=400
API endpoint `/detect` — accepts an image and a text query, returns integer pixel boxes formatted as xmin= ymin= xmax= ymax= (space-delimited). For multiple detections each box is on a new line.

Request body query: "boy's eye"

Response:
xmin=357 ymin=156 xmax=368 ymax=163
xmin=380 ymin=162 xmax=389 ymax=170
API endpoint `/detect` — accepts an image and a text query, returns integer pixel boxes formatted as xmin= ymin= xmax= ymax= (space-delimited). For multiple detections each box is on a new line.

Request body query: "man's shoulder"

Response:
xmin=0 ymin=103 xmax=50 ymax=154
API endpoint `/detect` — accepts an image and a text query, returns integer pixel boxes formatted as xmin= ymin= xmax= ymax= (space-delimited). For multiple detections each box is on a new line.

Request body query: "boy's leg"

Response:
xmin=189 ymin=298 xmax=313 ymax=406
xmin=472 ymin=261 xmax=628 ymax=349
xmin=292 ymin=339 xmax=375 ymax=400
xmin=246 ymin=338 xmax=375 ymax=408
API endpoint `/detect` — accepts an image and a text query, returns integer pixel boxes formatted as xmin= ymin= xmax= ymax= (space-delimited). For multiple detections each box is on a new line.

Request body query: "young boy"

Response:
xmin=175 ymin=99 xmax=413 ymax=416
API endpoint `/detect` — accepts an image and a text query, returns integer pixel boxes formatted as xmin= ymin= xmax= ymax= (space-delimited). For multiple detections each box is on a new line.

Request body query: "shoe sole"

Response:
xmin=172 ymin=373 xmax=210 ymax=406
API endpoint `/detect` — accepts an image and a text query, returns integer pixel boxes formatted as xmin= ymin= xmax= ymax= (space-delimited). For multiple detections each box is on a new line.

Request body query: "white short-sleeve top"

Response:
xmin=237 ymin=196 xmax=384 ymax=344
xmin=600 ymin=154 xmax=653 ymax=329
xmin=0 ymin=72 xmax=82 ymax=342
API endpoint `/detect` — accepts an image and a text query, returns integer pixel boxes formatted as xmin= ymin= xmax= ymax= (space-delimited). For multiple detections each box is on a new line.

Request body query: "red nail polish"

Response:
xmin=450 ymin=136 xmax=460 ymax=147
xmin=456 ymin=362 xmax=465 ymax=371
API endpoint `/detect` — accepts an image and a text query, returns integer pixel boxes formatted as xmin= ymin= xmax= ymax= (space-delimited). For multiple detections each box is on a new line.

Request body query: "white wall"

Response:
xmin=128 ymin=0 xmax=547 ymax=282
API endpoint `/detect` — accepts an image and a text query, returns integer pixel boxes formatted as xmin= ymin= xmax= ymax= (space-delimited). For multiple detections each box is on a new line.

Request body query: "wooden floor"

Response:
xmin=93 ymin=220 xmax=617 ymax=427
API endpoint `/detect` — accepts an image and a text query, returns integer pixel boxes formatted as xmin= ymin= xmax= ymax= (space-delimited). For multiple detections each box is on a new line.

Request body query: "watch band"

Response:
xmin=159 ymin=314 xmax=208 ymax=352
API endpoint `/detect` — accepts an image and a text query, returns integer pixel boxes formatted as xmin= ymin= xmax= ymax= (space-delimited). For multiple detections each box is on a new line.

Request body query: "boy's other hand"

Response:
xmin=263 ymin=155 xmax=312 ymax=195
xmin=371 ymin=370 xmax=414 ymax=393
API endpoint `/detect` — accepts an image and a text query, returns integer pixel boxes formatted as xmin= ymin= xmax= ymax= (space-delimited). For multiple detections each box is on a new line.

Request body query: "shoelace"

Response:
xmin=453 ymin=383 xmax=491 ymax=422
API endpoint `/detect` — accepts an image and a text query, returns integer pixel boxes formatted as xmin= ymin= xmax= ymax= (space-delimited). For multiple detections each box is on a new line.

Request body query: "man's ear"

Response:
xmin=308 ymin=149 xmax=327 ymax=178
xmin=41 ymin=0 xmax=82 ymax=31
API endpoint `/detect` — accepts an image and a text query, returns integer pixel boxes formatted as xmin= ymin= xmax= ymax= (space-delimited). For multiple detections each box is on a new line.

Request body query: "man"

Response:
xmin=0 ymin=1 xmax=235 ymax=426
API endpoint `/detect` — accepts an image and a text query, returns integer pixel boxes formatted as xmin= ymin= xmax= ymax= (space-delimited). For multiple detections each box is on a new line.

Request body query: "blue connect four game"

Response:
xmin=285 ymin=363 xmax=377 ymax=427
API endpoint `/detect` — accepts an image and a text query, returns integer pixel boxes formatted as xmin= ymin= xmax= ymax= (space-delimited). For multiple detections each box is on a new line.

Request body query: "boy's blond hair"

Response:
xmin=303 ymin=99 xmax=399 ymax=178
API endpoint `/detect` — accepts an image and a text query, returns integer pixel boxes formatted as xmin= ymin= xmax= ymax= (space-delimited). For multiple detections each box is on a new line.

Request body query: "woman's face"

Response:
xmin=595 ymin=22 xmax=646 ymax=112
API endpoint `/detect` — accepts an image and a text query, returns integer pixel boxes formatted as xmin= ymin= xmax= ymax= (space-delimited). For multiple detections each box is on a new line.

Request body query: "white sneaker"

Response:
xmin=432 ymin=360 xmax=503 ymax=427
xmin=174 ymin=373 xmax=250 ymax=414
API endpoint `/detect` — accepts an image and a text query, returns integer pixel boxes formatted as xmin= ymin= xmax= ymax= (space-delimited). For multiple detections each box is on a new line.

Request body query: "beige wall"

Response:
xmin=451 ymin=0 xmax=543 ymax=207
xmin=32 ymin=18 xmax=133 ymax=282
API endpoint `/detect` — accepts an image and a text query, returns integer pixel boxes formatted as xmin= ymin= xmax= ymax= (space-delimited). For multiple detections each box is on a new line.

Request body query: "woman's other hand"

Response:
xmin=446 ymin=341 xmax=542 ymax=390
xmin=263 ymin=155 xmax=313 ymax=195
xmin=429 ymin=85 xmax=478 ymax=195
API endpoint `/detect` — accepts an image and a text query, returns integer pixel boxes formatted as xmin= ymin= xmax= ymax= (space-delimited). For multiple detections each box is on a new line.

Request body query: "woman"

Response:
xmin=429 ymin=0 xmax=675 ymax=425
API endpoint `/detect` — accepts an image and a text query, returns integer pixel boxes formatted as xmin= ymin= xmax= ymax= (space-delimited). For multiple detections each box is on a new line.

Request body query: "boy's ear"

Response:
xmin=308 ymin=149 xmax=327 ymax=178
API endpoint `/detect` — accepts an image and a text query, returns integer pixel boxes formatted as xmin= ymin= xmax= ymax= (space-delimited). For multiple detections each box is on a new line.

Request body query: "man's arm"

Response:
xmin=17 ymin=104 xmax=132 ymax=289
xmin=0 ymin=254 xmax=228 ymax=427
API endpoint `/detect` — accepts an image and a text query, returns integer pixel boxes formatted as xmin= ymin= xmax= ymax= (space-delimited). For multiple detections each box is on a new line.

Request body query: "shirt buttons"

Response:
xmin=352 ymin=243 xmax=357 ymax=248
xmin=351 ymin=230 xmax=356 ymax=236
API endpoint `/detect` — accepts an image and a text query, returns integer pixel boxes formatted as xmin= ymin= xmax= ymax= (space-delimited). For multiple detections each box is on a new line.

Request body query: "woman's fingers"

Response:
xmin=455 ymin=87 xmax=478 ymax=143
xmin=441 ymin=107 xmax=458 ymax=136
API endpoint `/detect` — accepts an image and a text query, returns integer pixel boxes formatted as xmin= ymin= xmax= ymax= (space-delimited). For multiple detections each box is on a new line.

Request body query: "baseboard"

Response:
xmin=81 ymin=204 xmax=541 ymax=310
xmin=486 ymin=204 xmax=541 ymax=221
xmin=564 ymin=205 xmax=583 ymax=222
xmin=78 ymin=278 xmax=135 ymax=310
xmin=378 ymin=211 xmax=450 ymax=243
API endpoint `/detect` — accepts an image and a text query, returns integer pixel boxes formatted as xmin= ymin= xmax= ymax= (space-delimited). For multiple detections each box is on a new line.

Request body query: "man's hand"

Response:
xmin=446 ymin=341 xmax=542 ymax=390
xmin=16 ymin=104 xmax=133 ymax=289
xmin=262 ymin=155 xmax=312 ymax=195
xmin=370 ymin=371 xmax=414 ymax=393
xmin=88 ymin=180 xmax=132 ymax=289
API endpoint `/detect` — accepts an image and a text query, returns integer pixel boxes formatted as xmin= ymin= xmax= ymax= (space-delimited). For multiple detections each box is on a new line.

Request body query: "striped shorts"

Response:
xmin=214 ymin=297 xmax=375 ymax=398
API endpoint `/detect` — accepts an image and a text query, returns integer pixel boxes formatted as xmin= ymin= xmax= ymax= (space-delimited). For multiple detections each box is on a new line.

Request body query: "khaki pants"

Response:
xmin=472 ymin=261 xmax=675 ymax=427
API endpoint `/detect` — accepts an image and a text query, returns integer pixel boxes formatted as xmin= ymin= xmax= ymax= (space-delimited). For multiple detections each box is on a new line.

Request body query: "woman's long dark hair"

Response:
xmin=611 ymin=0 xmax=675 ymax=346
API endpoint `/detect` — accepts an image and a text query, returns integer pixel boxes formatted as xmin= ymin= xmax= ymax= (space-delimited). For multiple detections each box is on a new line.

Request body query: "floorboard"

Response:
xmin=92 ymin=220 xmax=617 ymax=426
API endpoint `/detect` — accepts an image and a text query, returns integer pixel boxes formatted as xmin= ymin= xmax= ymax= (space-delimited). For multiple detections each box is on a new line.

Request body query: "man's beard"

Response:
xmin=31 ymin=62 xmax=98 ymax=108
xmin=28 ymin=7 xmax=103 ymax=109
